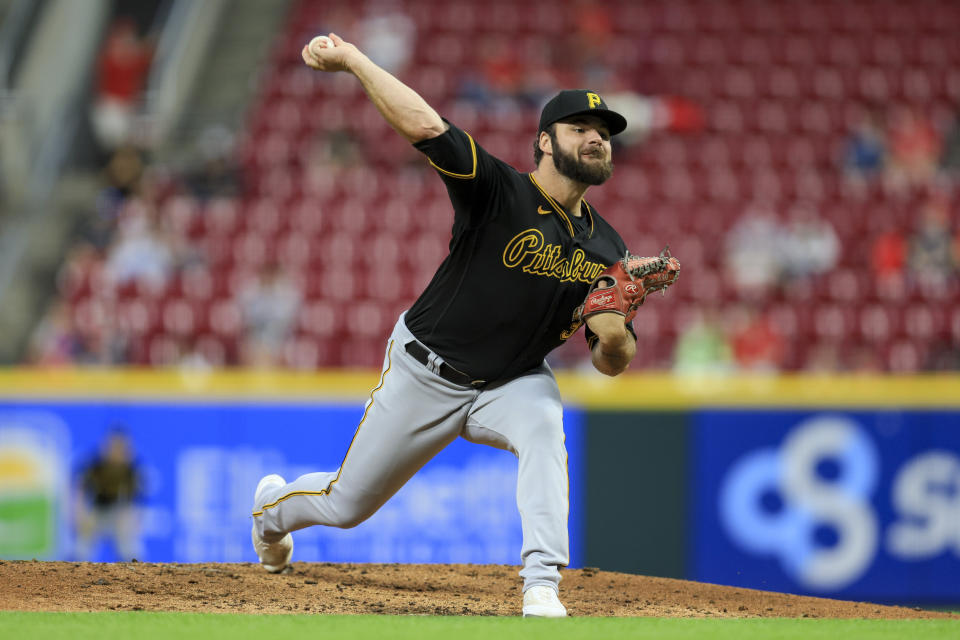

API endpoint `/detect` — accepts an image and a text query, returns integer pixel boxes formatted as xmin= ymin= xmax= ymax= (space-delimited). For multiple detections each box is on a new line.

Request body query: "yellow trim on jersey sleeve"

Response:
xmin=251 ymin=341 xmax=395 ymax=518
xmin=428 ymin=131 xmax=478 ymax=179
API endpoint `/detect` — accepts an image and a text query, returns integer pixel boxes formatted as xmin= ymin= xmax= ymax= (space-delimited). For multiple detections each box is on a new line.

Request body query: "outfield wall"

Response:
xmin=0 ymin=369 xmax=957 ymax=605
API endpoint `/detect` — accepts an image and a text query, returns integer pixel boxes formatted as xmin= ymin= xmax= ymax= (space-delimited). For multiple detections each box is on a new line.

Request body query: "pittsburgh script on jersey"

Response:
xmin=502 ymin=229 xmax=607 ymax=283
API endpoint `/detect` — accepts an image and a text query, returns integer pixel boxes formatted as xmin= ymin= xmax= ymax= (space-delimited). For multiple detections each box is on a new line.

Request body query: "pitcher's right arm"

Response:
xmin=302 ymin=33 xmax=446 ymax=144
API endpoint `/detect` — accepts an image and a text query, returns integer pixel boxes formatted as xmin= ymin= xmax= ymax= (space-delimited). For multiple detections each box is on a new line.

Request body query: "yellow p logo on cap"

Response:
xmin=586 ymin=92 xmax=602 ymax=109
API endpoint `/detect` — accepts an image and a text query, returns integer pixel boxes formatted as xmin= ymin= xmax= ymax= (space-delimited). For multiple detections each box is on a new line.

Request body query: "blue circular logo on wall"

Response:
xmin=719 ymin=415 xmax=879 ymax=590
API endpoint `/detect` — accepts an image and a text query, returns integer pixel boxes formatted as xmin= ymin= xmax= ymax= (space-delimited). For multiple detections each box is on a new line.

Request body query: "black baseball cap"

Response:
xmin=538 ymin=89 xmax=628 ymax=136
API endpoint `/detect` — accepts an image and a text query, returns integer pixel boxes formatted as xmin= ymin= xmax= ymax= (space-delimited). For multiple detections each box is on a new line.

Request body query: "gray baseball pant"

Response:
xmin=252 ymin=314 xmax=570 ymax=592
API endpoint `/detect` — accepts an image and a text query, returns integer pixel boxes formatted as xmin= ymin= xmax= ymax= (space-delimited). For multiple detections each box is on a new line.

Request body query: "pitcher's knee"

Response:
xmin=336 ymin=514 xmax=367 ymax=529
xmin=332 ymin=504 xmax=378 ymax=529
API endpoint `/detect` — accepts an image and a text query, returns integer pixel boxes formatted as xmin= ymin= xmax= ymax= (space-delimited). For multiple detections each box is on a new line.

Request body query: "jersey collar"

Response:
xmin=527 ymin=173 xmax=595 ymax=239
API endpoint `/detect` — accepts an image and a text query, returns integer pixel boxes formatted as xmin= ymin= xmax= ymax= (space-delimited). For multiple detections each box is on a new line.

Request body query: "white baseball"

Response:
xmin=309 ymin=35 xmax=334 ymax=55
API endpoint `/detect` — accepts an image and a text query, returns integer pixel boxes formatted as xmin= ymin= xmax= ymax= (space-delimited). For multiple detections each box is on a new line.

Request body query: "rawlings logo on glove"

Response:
xmin=576 ymin=246 xmax=680 ymax=325
xmin=593 ymin=291 xmax=616 ymax=306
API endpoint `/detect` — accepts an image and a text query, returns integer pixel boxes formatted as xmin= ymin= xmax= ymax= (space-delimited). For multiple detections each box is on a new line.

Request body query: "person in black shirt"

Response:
xmin=252 ymin=33 xmax=639 ymax=618
xmin=75 ymin=428 xmax=143 ymax=561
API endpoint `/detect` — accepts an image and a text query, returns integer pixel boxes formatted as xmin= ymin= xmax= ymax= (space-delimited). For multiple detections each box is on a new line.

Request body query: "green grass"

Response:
xmin=1 ymin=612 xmax=957 ymax=640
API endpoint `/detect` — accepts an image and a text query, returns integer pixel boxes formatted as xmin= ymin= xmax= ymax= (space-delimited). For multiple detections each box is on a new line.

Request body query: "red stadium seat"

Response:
xmin=904 ymin=306 xmax=948 ymax=341
xmin=194 ymin=333 xmax=228 ymax=367
xmin=232 ymin=233 xmax=271 ymax=270
xmin=179 ymin=266 xmax=214 ymax=301
xmin=148 ymin=334 xmax=180 ymax=367
xmin=339 ymin=337 xmax=389 ymax=370
xmin=209 ymin=299 xmax=242 ymax=339
xmin=298 ymin=300 xmax=339 ymax=337
xmin=306 ymin=228 xmax=349 ymax=266
xmin=886 ymin=339 xmax=925 ymax=373
xmin=858 ymin=305 xmax=901 ymax=344
xmin=276 ymin=222 xmax=312 ymax=258
xmin=824 ymin=268 xmax=866 ymax=303
xmin=161 ymin=298 xmax=197 ymax=337
xmin=812 ymin=304 xmax=857 ymax=341
xmin=282 ymin=335 xmax=330 ymax=370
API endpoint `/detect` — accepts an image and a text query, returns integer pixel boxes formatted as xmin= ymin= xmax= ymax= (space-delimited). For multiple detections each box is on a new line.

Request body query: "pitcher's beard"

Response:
xmin=552 ymin=145 xmax=613 ymax=185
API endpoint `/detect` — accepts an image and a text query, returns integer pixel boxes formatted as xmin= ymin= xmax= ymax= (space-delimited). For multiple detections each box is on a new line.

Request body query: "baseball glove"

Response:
xmin=576 ymin=246 xmax=681 ymax=325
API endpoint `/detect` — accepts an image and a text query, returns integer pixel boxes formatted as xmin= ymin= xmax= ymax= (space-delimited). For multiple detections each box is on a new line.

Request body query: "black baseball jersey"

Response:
xmin=405 ymin=121 xmax=634 ymax=383
xmin=80 ymin=457 xmax=140 ymax=507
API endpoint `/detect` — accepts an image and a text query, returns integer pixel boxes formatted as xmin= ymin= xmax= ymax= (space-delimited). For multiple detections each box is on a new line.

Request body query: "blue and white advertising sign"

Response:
xmin=692 ymin=410 xmax=960 ymax=603
xmin=0 ymin=401 xmax=584 ymax=567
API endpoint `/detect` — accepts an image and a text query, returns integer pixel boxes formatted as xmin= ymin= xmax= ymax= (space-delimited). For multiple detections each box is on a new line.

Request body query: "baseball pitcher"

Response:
xmin=251 ymin=33 xmax=680 ymax=618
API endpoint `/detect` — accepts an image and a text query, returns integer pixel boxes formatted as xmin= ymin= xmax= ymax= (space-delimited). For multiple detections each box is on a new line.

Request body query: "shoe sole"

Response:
xmin=522 ymin=605 xmax=567 ymax=617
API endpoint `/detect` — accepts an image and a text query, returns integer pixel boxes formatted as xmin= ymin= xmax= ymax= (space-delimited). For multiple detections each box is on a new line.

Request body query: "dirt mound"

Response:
xmin=0 ymin=560 xmax=954 ymax=618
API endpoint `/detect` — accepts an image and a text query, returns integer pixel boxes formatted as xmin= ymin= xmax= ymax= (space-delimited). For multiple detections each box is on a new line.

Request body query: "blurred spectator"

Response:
xmin=177 ymin=337 xmax=216 ymax=371
xmin=457 ymin=34 xmax=564 ymax=110
xmin=907 ymin=195 xmax=956 ymax=294
xmin=103 ymin=202 xmax=173 ymax=289
xmin=570 ymin=0 xmax=614 ymax=89
xmin=939 ymin=109 xmax=960 ymax=177
xmin=779 ymin=203 xmax=840 ymax=283
xmin=803 ymin=341 xmax=843 ymax=372
xmin=842 ymin=108 xmax=886 ymax=181
xmin=870 ymin=222 xmax=907 ymax=288
xmin=30 ymin=243 xmax=133 ymax=366
xmin=143 ymin=335 xmax=210 ymax=369
xmin=74 ymin=322 xmax=130 ymax=366
xmin=90 ymin=17 xmax=154 ymax=157
xmin=728 ymin=305 xmax=785 ymax=372
xmin=53 ymin=240 xmax=102 ymax=299
xmin=848 ymin=344 xmax=883 ymax=373
xmin=925 ymin=338 xmax=960 ymax=371
xmin=605 ymin=92 xmax=705 ymax=147
xmin=144 ymin=336 xmax=217 ymax=371
xmin=356 ymin=1 xmax=415 ymax=74
xmin=672 ymin=307 xmax=734 ymax=374
xmin=723 ymin=203 xmax=785 ymax=299
xmin=523 ymin=58 xmax=562 ymax=114
xmin=102 ymin=144 xmax=145 ymax=199
xmin=307 ymin=128 xmax=363 ymax=171
xmin=303 ymin=127 xmax=365 ymax=192
xmin=67 ymin=295 xmax=131 ymax=366
xmin=26 ymin=301 xmax=83 ymax=366
xmin=74 ymin=428 xmax=143 ymax=561
xmin=183 ymin=125 xmax=241 ymax=200
xmin=458 ymin=35 xmax=529 ymax=108
xmin=238 ymin=264 xmax=302 ymax=367
xmin=84 ymin=145 xmax=146 ymax=250
xmin=886 ymin=106 xmax=941 ymax=188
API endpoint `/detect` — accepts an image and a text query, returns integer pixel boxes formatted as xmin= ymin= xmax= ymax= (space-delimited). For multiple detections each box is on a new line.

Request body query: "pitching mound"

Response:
xmin=0 ymin=560 xmax=954 ymax=618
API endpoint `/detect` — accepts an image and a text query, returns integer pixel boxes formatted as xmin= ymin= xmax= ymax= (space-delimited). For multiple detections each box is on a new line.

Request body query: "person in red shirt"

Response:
xmin=729 ymin=305 xmax=785 ymax=372
xmin=887 ymin=106 xmax=941 ymax=187
xmin=90 ymin=17 xmax=153 ymax=154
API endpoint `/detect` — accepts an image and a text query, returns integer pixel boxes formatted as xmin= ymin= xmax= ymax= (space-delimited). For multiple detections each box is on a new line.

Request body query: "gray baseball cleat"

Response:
xmin=522 ymin=585 xmax=568 ymax=618
xmin=251 ymin=474 xmax=293 ymax=573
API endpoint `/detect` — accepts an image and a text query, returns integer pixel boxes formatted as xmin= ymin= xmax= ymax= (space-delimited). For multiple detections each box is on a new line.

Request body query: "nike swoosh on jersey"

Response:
xmin=537 ymin=206 xmax=553 ymax=215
